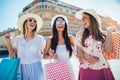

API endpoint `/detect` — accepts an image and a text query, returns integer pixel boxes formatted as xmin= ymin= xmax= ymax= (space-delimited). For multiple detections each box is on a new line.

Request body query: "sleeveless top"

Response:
xmin=56 ymin=45 xmax=70 ymax=61
xmin=55 ymin=44 xmax=75 ymax=79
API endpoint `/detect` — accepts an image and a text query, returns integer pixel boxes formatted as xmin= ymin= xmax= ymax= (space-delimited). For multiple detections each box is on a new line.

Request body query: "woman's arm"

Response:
xmin=103 ymin=27 xmax=113 ymax=52
xmin=43 ymin=38 xmax=51 ymax=59
xmin=83 ymin=53 xmax=99 ymax=64
xmin=43 ymin=38 xmax=58 ymax=60
xmin=5 ymin=34 xmax=17 ymax=58
xmin=69 ymin=35 xmax=75 ymax=47
xmin=75 ymin=31 xmax=98 ymax=64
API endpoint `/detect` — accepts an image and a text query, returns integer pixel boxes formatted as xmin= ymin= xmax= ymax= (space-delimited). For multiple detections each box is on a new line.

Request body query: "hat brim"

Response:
xmin=75 ymin=9 xmax=102 ymax=30
xmin=17 ymin=13 xmax=43 ymax=33
xmin=51 ymin=15 xmax=68 ymax=27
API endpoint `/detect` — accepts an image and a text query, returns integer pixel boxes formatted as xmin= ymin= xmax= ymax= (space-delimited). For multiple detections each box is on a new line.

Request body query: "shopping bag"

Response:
xmin=0 ymin=58 xmax=20 ymax=80
xmin=104 ymin=32 xmax=120 ymax=59
xmin=44 ymin=60 xmax=73 ymax=80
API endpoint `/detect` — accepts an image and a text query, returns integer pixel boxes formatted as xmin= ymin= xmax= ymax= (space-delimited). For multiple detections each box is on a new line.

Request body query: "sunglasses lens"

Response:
xmin=62 ymin=21 xmax=65 ymax=24
xmin=27 ymin=19 xmax=37 ymax=23
xmin=56 ymin=20 xmax=60 ymax=24
xmin=34 ymin=20 xmax=37 ymax=23
xmin=29 ymin=19 xmax=32 ymax=22
xmin=56 ymin=20 xmax=65 ymax=24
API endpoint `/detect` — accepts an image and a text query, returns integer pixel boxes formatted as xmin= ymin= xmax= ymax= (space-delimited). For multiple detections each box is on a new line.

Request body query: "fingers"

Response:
xmin=49 ymin=49 xmax=55 ymax=56
xmin=92 ymin=56 xmax=100 ymax=62
xmin=52 ymin=54 xmax=58 ymax=60
xmin=48 ymin=49 xmax=58 ymax=60
xmin=84 ymin=54 xmax=99 ymax=64
xmin=107 ymin=27 xmax=115 ymax=35
xmin=76 ymin=46 xmax=84 ymax=54
xmin=50 ymin=53 xmax=58 ymax=60
xmin=5 ymin=33 xmax=11 ymax=39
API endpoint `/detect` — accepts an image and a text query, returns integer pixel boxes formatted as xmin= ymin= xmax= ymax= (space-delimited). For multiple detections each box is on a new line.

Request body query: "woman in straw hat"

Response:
xmin=43 ymin=15 xmax=75 ymax=79
xmin=5 ymin=13 xmax=45 ymax=80
xmin=75 ymin=9 xmax=115 ymax=80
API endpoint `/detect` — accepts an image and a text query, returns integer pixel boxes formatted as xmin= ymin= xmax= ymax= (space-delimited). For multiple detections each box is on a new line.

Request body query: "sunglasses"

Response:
xmin=27 ymin=18 xmax=37 ymax=23
xmin=56 ymin=20 xmax=66 ymax=24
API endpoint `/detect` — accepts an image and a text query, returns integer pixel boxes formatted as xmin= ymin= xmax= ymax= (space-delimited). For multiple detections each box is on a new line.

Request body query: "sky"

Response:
xmin=0 ymin=0 xmax=120 ymax=32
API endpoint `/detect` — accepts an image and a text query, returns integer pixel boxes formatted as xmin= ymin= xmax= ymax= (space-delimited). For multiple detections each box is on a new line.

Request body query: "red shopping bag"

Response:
xmin=45 ymin=60 xmax=73 ymax=80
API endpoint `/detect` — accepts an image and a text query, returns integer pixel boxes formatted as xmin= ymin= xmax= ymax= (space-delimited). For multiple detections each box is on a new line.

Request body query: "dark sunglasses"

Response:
xmin=27 ymin=18 xmax=37 ymax=23
xmin=56 ymin=20 xmax=65 ymax=24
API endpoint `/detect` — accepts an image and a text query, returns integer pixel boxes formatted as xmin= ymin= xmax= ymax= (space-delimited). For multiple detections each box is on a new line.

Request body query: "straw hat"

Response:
xmin=51 ymin=15 xmax=68 ymax=27
xmin=75 ymin=9 xmax=102 ymax=30
xmin=17 ymin=13 xmax=43 ymax=33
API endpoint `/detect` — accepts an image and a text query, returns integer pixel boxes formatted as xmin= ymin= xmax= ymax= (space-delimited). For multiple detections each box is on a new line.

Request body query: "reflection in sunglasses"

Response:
xmin=56 ymin=20 xmax=65 ymax=24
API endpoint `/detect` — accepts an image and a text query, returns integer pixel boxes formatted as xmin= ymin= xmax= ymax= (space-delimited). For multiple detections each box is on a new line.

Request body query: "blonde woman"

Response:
xmin=5 ymin=13 xmax=45 ymax=80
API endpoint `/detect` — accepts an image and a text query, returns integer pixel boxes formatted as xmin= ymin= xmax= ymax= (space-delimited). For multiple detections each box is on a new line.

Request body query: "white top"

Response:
xmin=56 ymin=44 xmax=75 ymax=79
xmin=56 ymin=45 xmax=70 ymax=61
xmin=76 ymin=31 xmax=110 ymax=70
xmin=13 ymin=35 xmax=45 ymax=64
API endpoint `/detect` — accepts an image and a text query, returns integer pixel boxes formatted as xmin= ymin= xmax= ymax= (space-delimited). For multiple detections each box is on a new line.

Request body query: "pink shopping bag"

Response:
xmin=45 ymin=60 xmax=73 ymax=80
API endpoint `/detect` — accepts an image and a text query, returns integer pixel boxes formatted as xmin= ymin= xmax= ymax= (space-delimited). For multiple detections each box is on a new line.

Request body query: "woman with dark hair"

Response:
xmin=75 ymin=9 xmax=115 ymax=80
xmin=43 ymin=15 xmax=75 ymax=79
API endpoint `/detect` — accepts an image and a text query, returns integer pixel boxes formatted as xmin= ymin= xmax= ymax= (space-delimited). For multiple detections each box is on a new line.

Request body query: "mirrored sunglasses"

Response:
xmin=56 ymin=20 xmax=66 ymax=24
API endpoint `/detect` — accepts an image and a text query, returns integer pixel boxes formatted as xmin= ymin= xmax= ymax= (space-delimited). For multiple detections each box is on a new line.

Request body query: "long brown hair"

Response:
xmin=81 ymin=12 xmax=106 ymax=47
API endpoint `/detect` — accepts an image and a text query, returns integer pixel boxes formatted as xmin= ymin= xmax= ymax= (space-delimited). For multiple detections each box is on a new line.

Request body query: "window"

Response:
xmin=48 ymin=5 xmax=50 ymax=9
xmin=28 ymin=10 xmax=33 ymax=13
xmin=62 ymin=9 xmax=66 ymax=13
xmin=42 ymin=5 xmax=44 ymax=9
xmin=36 ymin=6 xmax=39 ymax=9
xmin=45 ymin=5 xmax=47 ymax=8
xmin=39 ymin=5 xmax=41 ymax=9
xmin=39 ymin=14 xmax=42 ymax=17
xmin=55 ymin=7 xmax=60 ymax=12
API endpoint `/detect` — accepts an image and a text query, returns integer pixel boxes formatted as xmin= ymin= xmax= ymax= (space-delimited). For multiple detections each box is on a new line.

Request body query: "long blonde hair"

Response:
xmin=22 ymin=19 xmax=37 ymax=37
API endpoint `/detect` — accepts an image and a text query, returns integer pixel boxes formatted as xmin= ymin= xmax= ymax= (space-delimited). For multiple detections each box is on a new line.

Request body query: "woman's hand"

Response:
xmin=84 ymin=54 xmax=99 ymax=65
xmin=76 ymin=45 xmax=84 ymax=61
xmin=5 ymin=33 xmax=11 ymax=39
xmin=5 ymin=34 xmax=11 ymax=44
xmin=104 ymin=27 xmax=114 ymax=52
xmin=107 ymin=27 xmax=115 ymax=34
xmin=4 ymin=33 xmax=15 ymax=58
xmin=49 ymin=50 xmax=58 ymax=60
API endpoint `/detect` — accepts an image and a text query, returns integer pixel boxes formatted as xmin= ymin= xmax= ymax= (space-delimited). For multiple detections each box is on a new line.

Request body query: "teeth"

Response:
xmin=58 ymin=26 xmax=62 ymax=28
xmin=30 ymin=25 xmax=34 ymax=27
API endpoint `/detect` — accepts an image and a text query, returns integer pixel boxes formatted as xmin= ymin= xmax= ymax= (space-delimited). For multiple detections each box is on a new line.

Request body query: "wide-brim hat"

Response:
xmin=17 ymin=13 xmax=43 ymax=33
xmin=75 ymin=9 xmax=102 ymax=30
xmin=51 ymin=15 xmax=68 ymax=27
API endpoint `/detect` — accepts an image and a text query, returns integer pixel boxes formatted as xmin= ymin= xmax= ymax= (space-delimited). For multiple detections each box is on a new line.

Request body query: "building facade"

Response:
xmin=101 ymin=16 xmax=120 ymax=31
xmin=0 ymin=0 xmax=120 ymax=48
xmin=19 ymin=0 xmax=82 ymax=39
